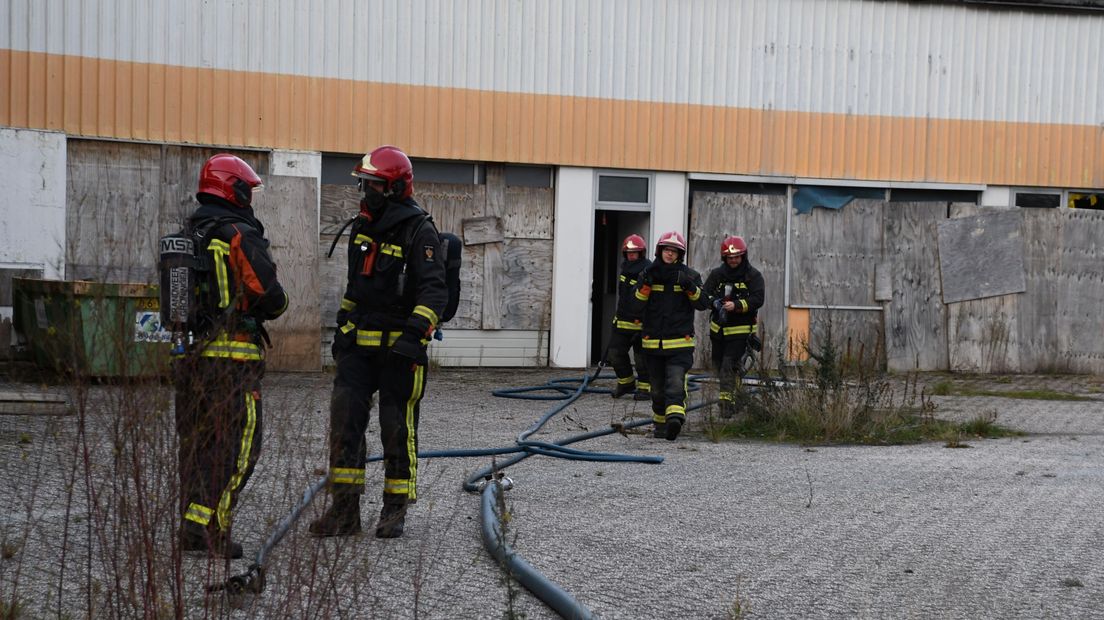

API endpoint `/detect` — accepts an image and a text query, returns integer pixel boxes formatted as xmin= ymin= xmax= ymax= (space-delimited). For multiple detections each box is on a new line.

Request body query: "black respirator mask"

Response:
xmin=359 ymin=179 xmax=391 ymax=218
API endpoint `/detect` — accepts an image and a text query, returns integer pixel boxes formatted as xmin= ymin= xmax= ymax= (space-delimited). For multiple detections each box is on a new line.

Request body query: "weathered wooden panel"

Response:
xmin=419 ymin=183 xmax=486 ymax=243
xmin=1054 ymin=208 xmax=1104 ymax=372
xmin=416 ymin=181 xmax=488 ymax=329
xmin=159 ymin=146 xmax=270 ymax=236
xmin=261 ymin=175 xmax=320 ymax=372
xmin=883 ymin=202 xmax=948 ymax=371
xmin=688 ymin=191 xmax=787 ymax=369
xmin=482 ymin=166 xmax=506 ymax=330
xmin=318 ymin=184 xmax=359 ymax=332
xmin=462 ymin=216 xmax=505 ymax=245
xmin=482 ymin=243 xmax=504 ymax=330
xmin=503 ymin=186 xmax=554 ymax=239
xmin=790 ymin=198 xmax=883 ymax=308
xmin=450 ymin=242 xmax=485 ymax=330
xmin=66 ymin=140 xmax=162 ymax=283
xmin=947 ymin=294 xmax=1020 ymax=373
xmin=1017 ymin=209 xmax=1063 ymax=371
xmin=937 ymin=211 xmax=1026 ymax=303
xmin=499 ymin=239 xmax=553 ymax=330
xmin=807 ymin=308 xmax=885 ymax=368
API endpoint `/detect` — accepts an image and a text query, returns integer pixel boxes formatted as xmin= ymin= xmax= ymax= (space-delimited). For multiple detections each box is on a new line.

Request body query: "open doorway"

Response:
xmin=591 ymin=210 xmax=651 ymax=365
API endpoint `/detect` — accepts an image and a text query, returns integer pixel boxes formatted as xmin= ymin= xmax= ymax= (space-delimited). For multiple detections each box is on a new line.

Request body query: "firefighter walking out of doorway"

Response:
xmin=310 ymin=145 xmax=447 ymax=539
xmin=704 ymin=235 xmax=765 ymax=417
xmin=606 ymin=234 xmax=652 ymax=400
xmin=627 ymin=231 xmax=710 ymax=441
xmin=176 ymin=154 xmax=289 ymax=559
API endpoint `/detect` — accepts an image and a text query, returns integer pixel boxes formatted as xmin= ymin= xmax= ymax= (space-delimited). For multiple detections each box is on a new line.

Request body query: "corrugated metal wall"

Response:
xmin=3 ymin=0 xmax=1103 ymax=185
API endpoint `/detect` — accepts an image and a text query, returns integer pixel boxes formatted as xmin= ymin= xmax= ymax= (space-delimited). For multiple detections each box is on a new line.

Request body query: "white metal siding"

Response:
xmin=3 ymin=0 xmax=1102 ymax=125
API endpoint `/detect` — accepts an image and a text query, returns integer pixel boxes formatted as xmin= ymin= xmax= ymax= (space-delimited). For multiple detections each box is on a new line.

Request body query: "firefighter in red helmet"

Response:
xmin=606 ymin=234 xmax=652 ymax=400
xmin=176 ymin=154 xmax=289 ymax=558
xmin=625 ymin=231 xmax=710 ymax=440
xmin=703 ymin=235 xmax=765 ymax=417
xmin=310 ymin=145 xmax=447 ymax=539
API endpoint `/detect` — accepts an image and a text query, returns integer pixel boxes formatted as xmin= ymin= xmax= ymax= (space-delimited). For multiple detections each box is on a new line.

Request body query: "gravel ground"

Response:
xmin=1 ymin=367 xmax=1103 ymax=619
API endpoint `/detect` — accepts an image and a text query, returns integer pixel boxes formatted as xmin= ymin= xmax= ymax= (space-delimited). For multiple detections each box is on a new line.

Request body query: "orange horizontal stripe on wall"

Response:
xmin=2 ymin=49 xmax=1101 ymax=187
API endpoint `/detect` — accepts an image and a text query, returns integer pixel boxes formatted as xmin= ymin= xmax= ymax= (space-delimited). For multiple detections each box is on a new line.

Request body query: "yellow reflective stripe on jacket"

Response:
xmin=207 ymin=238 xmax=232 ymax=309
xmin=619 ymin=274 xmax=638 ymax=286
xmin=354 ymin=330 xmax=402 ymax=347
xmin=353 ymin=234 xmax=373 ymax=245
xmin=412 ymin=305 xmax=438 ymax=327
xmin=200 ymin=336 xmax=263 ymax=361
xmin=340 ymin=297 xmax=356 ymax=311
xmin=635 ymin=288 xmax=650 ymax=301
xmin=380 ymin=243 xmax=403 ymax=258
xmin=614 ymin=319 xmax=642 ymax=331
xmin=216 ymin=390 xmax=258 ymax=530
xmin=184 ymin=502 xmax=214 ymax=526
xmin=686 ymin=287 xmax=701 ymax=301
xmin=329 ymin=467 xmax=365 ymax=485
xmin=641 ymin=336 xmax=696 ymax=350
xmin=709 ymin=321 xmax=758 ymax=336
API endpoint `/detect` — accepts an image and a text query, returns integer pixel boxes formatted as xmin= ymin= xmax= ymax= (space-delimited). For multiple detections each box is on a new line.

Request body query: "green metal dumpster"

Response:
xmin=11 ymin=278 xmax=170 ymax=379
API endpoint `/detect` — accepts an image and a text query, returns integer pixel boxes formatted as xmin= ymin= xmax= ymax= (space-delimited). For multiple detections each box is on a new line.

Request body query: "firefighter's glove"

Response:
xmin=712 ymin=298 xmax=728 ymax=323
xmin=678 ymin=268 xmax=698 ymax=295
xmin=389 ymin=332 xmax=424 ymax=365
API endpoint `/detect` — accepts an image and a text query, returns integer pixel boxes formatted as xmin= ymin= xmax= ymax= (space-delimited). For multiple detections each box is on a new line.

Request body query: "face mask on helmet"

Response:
xmin=232 ymin=178 xmax=264 ymax=208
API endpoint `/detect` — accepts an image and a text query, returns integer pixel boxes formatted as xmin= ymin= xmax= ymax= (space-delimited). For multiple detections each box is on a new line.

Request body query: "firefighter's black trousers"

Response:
xmin=175 ymin=357 xmax=264 ymax=533
xmin=606 ymin=328 xmax=650 ymax=389
xmin=328 ymin=345 xmax=427 ymax=505
xmin=643 ymin=349 xmax=693 ymax=424
xmin=711 ymin=335 xmax=749 ymax=404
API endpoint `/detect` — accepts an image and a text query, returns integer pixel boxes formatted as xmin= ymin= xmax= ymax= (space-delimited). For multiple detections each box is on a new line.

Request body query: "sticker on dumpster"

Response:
xmin=134 ymin=311 xmax=171 ymax=343
xmin=35 ymin=299 xmax=48 ymax=328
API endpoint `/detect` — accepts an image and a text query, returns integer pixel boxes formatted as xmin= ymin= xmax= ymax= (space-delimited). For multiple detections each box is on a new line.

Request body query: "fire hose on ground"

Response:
xmin=210 ymin=364 xmax=723 ymax=618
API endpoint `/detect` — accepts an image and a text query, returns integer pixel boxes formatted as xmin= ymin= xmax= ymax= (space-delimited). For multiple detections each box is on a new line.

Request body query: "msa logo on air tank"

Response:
xmin=160 ymin=236 xmax=194 ymax=254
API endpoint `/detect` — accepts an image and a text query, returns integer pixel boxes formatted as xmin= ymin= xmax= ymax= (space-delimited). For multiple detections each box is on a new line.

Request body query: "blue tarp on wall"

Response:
xmin=793 ymin=186 xmax=884 ymax=214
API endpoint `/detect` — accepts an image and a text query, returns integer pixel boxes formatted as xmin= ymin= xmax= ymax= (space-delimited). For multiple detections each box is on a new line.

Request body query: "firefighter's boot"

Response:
xmin=208 ymin=531 xmax=244 ymax=559
xmin=612 ymin=380 xmax=636 ymax=399
xmin=719 ymin=400 xmax=736 ymax=419
xmin=665 ymin=414 xmax=685 ymax=441
xmin=375 ymin=502 xmax=408 ymax=539
xmin=179 ymin=521 xmax=208 ymax=554
xmin=179 ymin=522 xmax=243 ymax=558
xmin=308 ymin=494 xmax=362 ymax=537
xmin=652 ymin=423 xmax=667 ymax=439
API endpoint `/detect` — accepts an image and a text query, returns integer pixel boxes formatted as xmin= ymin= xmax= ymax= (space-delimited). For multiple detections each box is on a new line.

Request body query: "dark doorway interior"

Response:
xmin=591 ymin=210 xmax=650 ymax=365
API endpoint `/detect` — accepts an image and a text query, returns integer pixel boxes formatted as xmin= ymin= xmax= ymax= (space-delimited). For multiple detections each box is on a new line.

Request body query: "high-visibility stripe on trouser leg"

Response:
xmin=185 ymin=502 xmax=214 ymax=526
xmin=402 ymin=364 xmax=425 ymax=501
xmin=329 ymin=467 xmax=365 ymax=485
xmin=216 ymin=390 xmax=257 ymax=531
